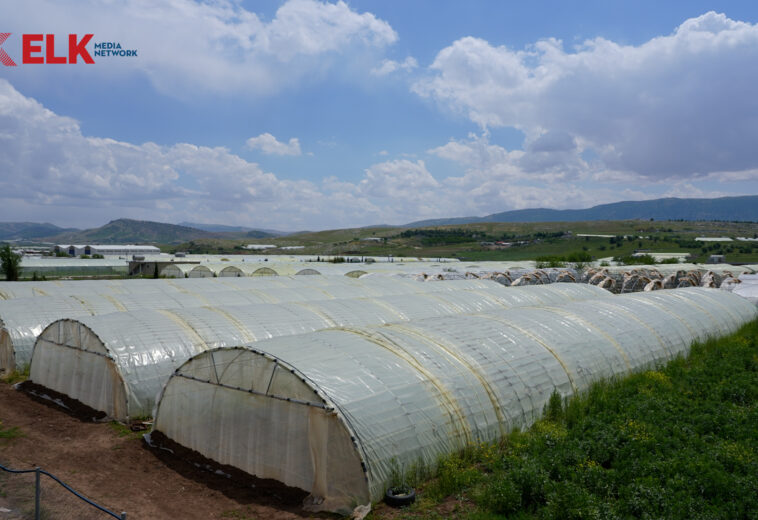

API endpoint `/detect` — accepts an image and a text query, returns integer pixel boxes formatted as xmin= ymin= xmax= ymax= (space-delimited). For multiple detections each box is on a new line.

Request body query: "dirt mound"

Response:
xmin=17 ymin=381 xmax=108 ymax=422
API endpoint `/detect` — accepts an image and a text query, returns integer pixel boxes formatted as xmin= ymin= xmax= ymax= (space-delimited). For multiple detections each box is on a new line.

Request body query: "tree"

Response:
xmin=0 ymin=244 xmax=22 ymax=281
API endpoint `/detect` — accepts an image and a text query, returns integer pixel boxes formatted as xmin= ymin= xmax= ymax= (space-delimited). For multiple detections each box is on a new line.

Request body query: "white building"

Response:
xmin=243 ymin=244 xmax=277 ymax=250
xmin=55 ymin=244 xmax=160 ymax=257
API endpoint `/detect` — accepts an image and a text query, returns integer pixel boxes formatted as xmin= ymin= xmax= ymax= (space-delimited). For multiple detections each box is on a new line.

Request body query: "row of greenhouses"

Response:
xmin=157 ymin=260 xmax=544 ymax=279
xmin=4 ymin=273 xmax=757 ymax=516
xmin=28 ymin=283 xmax=609 ymax=419
xmin=149 ymin=288 xmax=756 ymax=515
xmin=0 ymin=276 xmax=497 ymax=372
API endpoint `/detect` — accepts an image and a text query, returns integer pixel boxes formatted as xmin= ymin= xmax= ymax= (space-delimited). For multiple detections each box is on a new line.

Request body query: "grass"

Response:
xmin=107 ymin=420 xmax=150 ymax=440
xmin=0 ymin=421 xmax=23 ymax=441
xmin=374 ymin=319 xmax=758 ymax=520
xmin=0 ymin=365 xmax=29 ymax=385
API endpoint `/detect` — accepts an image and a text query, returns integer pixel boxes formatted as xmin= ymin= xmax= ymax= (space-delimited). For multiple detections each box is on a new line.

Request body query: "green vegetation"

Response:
xmin=0 ymin=421 xmax=23 ymax=441
xmin=0 ymin=244 xmax=21 ymax=281
xmin=157 ymin=219 xmax=758 ymax=261
xmin=613 ymin=253 xmax=658 ymax=265
xmin=107 ymin=421 xmax=145 ymax=440
xmin=535 ymin=251 xmax=592 ymax=268
xmin=1 ymin=366 xmax=29 ymax=385
xmin=375 ymin=320 xmax=758 ymax=519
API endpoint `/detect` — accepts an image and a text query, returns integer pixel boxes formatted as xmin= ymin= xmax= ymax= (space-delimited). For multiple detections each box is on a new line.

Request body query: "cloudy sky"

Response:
xmin=1 ymin=1 xmax=757 ymax=231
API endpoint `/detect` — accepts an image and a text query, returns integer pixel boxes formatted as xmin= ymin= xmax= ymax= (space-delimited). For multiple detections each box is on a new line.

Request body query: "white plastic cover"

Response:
xmin=0 ymin=273 xmax=505 ymax=300
xmin=2 ymin=277 xmax=502 ymax=371
xmin=28 ymin=284 xmax=610 ymax=419
xmin=152 ymin=288 xmax=757 ymax=514
xmin=733 ymin=275 xmax=758 ymax=305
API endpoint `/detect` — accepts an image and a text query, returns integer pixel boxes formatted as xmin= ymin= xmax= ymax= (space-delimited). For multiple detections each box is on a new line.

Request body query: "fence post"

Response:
xmin=34 ymin=467 xmax=41 ymax=520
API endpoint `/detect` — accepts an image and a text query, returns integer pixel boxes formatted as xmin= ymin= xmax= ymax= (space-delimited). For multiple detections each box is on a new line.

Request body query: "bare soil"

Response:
xmin=0 ymin=382 xmax=337 ymax=519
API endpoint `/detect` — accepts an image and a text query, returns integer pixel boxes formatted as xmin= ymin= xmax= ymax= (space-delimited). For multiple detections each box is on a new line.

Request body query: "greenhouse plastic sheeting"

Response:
xmin=159 ymin=264 xmax=196 ymax=278
xmin=0 ymin=274 xmax=496 ymax=300
xmin=19 ymin=258 xmax=129 ymax=277
xmin=600 ymin=263 xmax=755 ymax=276
xmin=151 ymin=287 xmax=757 ymax=515
xmin=27 ymin=284 xmax=610 ymax=419
xmin=1 ymin=278 xmax=505 ymax=371
xmin=733 ymin=277 xmax=758 ymax=305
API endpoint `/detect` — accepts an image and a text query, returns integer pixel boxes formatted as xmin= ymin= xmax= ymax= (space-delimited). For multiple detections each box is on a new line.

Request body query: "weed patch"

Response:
xmin=0 ymin=421 xmax=22 ymax=441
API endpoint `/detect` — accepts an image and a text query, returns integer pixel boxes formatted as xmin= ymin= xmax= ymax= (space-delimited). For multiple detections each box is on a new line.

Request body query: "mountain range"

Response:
xmin=0 ymin=222 xmax=79 ymax=241
xmin=178 ymin=222 xmax=286 ymax=236
xmin=48 ymin=219 xmax=219 ymax=244
xmin=2 ymin=196 xmax=756 ymax=244
xmin=1 ymin=218 xmax=282 ymax=244
xmin=407 ymin=196 xmax=758 ymax=226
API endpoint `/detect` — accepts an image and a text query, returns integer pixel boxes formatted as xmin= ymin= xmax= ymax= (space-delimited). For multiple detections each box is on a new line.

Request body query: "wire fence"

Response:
xmin=0 ymin=462 xmax=126 ymax=519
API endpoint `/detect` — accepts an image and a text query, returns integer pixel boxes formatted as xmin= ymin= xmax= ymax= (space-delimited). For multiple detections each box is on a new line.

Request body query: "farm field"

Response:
xmin=369 ymin=320 xmax=758 ymax=520
xmin=169 ymin=220 xmax=758 ymax=264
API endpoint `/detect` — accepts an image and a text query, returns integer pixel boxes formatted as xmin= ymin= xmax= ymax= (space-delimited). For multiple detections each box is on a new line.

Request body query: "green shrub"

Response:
xmin=425 ymin=455 xmax=482 ymax=501
xmin=536 ymin=256 xmax=566 ymax=268
xmin=476 ymin=476 xmax=521 ymax=514
xmin=407 ymin=320 xmax=758 ymax=519
xmin=0 ymin=244 xmax=21 ymax=281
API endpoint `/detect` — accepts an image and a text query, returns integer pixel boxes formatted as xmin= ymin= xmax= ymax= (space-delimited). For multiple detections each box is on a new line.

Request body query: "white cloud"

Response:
xmin=414 ymin=12 xmax=758 ymax=181
xmin=4 ymin=0 xmax=397 ymax=96
xmin=360 ymin=159 xmax=437 ymax=195
xmin=1 ymin=79 xmax=753 ymax=230
xmin=428 ymin=132 xmax=589 ymax=183
xmin=0 ymin=79 xmax=328 ymax=227
xmin=246 ymin=133 xmax=302 ymax=156
xmin=258 ymin=0 xmax=397 ymax=60
xmin=370 ymin=56 xmax=418 ymax=76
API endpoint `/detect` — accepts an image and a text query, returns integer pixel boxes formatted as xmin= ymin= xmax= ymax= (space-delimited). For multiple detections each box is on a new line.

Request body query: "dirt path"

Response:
xmin=0 ymin=383 xmax=334 ymax=519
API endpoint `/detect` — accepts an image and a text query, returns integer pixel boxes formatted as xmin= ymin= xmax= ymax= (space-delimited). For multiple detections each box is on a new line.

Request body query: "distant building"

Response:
xmin=244 ymin=244 xmax=277 ymax=250
xmin=360 ymin=237 xmax=383 ymax=242
xmin=55 ymin=244 xmax=160 ymax=257
xmin=707 ymin=254 xmax=726 ymax=264
xmin=480 ymin=241 xmax=512 ymax=250
xmin=633 ymin=251 xmax=689 ymax=262
xmin=695 ymin=237 xmax=733 ymax=242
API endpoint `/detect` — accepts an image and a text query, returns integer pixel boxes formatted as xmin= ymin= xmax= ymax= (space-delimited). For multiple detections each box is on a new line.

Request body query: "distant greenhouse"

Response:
xmin=19 ymin=258 xmax=129 ymax=278
xmin=151 ymin=288 xmax=757 ymax=515
xmin=54 ymin=244 xmax=160 ymax=256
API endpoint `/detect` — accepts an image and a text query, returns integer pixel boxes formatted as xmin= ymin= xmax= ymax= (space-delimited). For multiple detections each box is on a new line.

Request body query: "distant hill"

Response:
xmin=0 ymin=222 xmax=79 ymax=241
xmin=49 ymin=219 xmax=216 ymax=244
xmin=179 ymin=222 xmax=285 ymax=236
xmin=407 ymin=196 xmax=758 ymax=226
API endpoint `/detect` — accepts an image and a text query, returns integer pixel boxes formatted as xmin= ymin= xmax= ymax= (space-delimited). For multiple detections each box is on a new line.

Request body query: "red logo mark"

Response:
xmin=0 ymin=33 xmax=17 ymax=66
xmin=22 ymin=34 xmax=94 ymax=64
